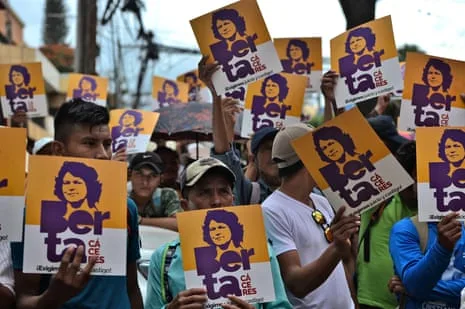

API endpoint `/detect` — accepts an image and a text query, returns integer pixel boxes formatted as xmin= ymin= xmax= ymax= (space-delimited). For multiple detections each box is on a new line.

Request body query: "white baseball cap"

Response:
xmin=32 ymin=137 xmax=54 ymax=155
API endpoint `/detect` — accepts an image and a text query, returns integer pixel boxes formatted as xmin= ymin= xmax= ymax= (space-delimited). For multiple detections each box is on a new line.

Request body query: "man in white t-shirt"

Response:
xmin=262 ymin=123 xmax=360 ymax=309
xmin=0 ymin=241 xmax=15 ymax=309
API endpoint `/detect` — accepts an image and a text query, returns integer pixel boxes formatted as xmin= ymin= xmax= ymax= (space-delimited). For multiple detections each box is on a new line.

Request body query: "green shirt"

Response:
xmin=131 ymin=187 xmax=183 ymax=218
xmin=357 ymin=194 xmax=416 ymax=309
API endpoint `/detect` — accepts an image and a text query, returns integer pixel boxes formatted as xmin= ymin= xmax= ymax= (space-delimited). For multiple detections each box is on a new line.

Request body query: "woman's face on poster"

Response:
xmin=164 ymin=83 xmax=175 ymax=96
xmin=427 ymin=65 xmax=443 ymax=88
xmin=216 ymin=19 xmax=236 ymax=40
xmin=319 ymin=138 xmax=344 ymax=162
xmin=81 ymin=79 xmax=92 ymax=91
xmin=444 ymin=138 xmax=465 ymax=163
xmin=265 ymin=79 xmax=280 ymax=99
xmin=209 ymin=219 xmax=232 ymax=247
xmin=12 ymin=70 xmax=25 ymax=86
xmin=62 ymin=172 xmax=87 ymax=203
xmin=289 ymin=44 xmax=303 ymax=60
xmin=349 ymin=36 xmax=366 ymax=54
xmin=122 ymin=114 xmax=135 ymax=127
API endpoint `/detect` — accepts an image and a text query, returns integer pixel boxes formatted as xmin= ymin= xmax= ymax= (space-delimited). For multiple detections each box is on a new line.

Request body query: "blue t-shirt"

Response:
xmin=11 ymin=197 xmax=141 ymax=309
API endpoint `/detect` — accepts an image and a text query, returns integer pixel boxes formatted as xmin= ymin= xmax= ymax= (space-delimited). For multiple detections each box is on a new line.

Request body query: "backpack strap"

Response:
xmin=411 ymin=215 xmax=429 ymax=253
xmin=161 ymin=242 xmax=179 ymax=304
xmin=250 ymin=182 xmax=261 ymax=204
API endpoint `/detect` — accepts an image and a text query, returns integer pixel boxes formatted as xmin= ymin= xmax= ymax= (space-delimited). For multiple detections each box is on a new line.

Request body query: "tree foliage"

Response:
xmin=397 ymin=44 xmax=426 ymax=62
xmin=43 ymin=0 xmax=69 ymax=44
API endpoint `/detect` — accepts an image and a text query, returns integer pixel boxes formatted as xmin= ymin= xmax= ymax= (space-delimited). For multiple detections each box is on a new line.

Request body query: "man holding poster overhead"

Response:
xmin=145 ymin=157 xmax=291 ymax=309
xmin=11 ymin=99 xmax=143 ymax=309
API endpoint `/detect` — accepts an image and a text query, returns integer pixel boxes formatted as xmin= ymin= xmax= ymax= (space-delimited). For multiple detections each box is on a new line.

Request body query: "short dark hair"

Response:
xmin=278 ymin=160 xmax=305 ymax=178
xmin=395 ymin=141 xmax=416 ymax=175
xmin=54 ymin=99 xmax=110 ymax=142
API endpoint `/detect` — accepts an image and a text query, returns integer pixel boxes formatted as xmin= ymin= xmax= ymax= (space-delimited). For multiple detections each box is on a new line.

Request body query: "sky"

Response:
xmin=9 ymin=0 xmax=465 ymax=102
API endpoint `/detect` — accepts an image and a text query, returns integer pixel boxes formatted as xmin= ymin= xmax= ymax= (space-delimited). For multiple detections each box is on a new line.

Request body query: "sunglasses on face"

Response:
xmin=312 ymin=209 xmax=333 ymax=243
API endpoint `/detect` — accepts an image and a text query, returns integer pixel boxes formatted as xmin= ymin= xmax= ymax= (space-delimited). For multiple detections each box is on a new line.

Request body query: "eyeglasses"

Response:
xmin=312 ymin=209 xmax=333 ymax=243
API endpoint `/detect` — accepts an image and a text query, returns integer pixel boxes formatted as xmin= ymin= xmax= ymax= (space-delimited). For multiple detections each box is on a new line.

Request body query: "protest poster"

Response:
xmin=177 ymin=69 xmax=211 ymax=102
xmin=416 ymin=127 xmax=465 ymax=221
xmin=152 ymin=76 xmax=189 ymax=110
xmin=0 ymin=62 xmax=48 ymax=117
xmin=23 ymin=156 xmax=127 ymax=275
xmin=0 ymin=127 xmax=26 ymax=242
xmin=190 ymin=0 xmax=282 ymax=95
xmin=274 ymin=37 xmax=322 ymax=92
xmin=292 ymin=108 xmax=414 ymax=214
xmin=177 ymin=205 xmax=276 ymax=307
xmin=66 ymin=73 xmax=109 ymax=107
xmin=398 ymin=52 xmax=465 ymax=132
xmin=241 ymin=72 xmax=307 ymax=137
xmin=109 ymin=109 xmax=160 ymax=154
xmin=330 ymin=16 xmax=402 ymax=108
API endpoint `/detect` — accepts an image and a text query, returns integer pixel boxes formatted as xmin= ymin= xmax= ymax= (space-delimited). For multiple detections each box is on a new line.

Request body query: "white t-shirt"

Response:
xmin=262 ymin=190 xmax=354 ymax=309
xmin=0 ymin=241 xmax=14 ymax=295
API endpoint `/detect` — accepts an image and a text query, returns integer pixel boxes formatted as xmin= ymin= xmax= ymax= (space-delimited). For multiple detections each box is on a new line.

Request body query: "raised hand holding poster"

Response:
xmin=152 ymin=76 xmax=189 ymax=110
xmin=66 ymin=73 xmax=109 ymax=107
xmin=190 ymin=0 xmax=282 ymax=95
xmin=330 ymin=16 xmax=402 ymax=108
xmin=416 ymin=127 xmax=465 ymax=221
xmin=23 ymin=156 xmax=127 ymax=275
xmin=110 ymin=109 xmax=160 ymax=154
xmin=0 ymin=63 xmax=48 ymax=117
xmin=274 ymin=37 xmax=323 ymax=92
xmin=177 ymin=205 xmax=276 ymax=307
xmin=241 ymin=72 xmax=307 ymax=137
xmin=292 ymin=108 xmax=414 ymax=214
xmin=398 ymin=53 xmax=465 ymax=132
xmin=0 ymin=128 xmax=26 ymax=242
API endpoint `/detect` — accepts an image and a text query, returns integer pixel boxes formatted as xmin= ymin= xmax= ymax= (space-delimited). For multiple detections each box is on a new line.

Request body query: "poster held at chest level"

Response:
xmin=177 ymin=205 xmax=276 ymax=307
xmin=23 ymin=156 xmax=128 ymax=276
xmin=0 ymin=62 xmax=48 ymax=118
xmin=398 ymin=52 xmax=465 ymax=132
xmin=416 ymin=127 xmax=465 ymax=221
xmin=241 ymin=72 xmax=307 ymax=138
xmin=330 ymin=16 xmax=402 ymax=108
xmin=190 ymin=0 xmax=282 ymax=95
xmin=109 ymin=109 xmax=160 ymax=154
xmin=66 ymin=73 xmax=109 ymax=107
xmin=0 ymin=128 xmax=26 ymax=242
xmin=292 ymin=108 xmax=414 ymax=215
xmin=274 ymin=37 xmax=322 ymax=92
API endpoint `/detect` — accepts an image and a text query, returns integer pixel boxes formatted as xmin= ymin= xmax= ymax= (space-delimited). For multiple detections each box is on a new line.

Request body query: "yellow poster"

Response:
xmin=241 ymin=72 xmax=307 ymax=137
xmin=0 ymin=62 xmax=48 ymax=117
xmin=23 ymin=156 xmax=127 ymax=276
xmin=66 ymin=73 xmax=109 ymax=107
xmin=274 ymin=37 xmax=322 ymax=91
xmin=152 ymin=76 xmax=189 ymax=110
xmin=330 ymin=16 xmax=402 ymax=108
xmin=109 ymin=109 xmax=160 ymax=154
xmin=190 ymin=0 xmax=282 ymax=95
xmin=398 ymin=52 xmax=465 ymax=132
xmin=177 ymin=205 xmax=275 ymax=306
xmin=0 ymin=127 xmax=26 ymax=241
xmin=417 ymin=127 xmax=465 ymax=221
xmin=292 ymin=108 xmax=413 ymax=214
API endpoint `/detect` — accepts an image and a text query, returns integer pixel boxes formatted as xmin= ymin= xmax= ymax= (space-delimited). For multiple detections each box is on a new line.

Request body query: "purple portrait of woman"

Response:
xmin=5 ymin=65 xmax=36 ymax=112
xmin=281 ymin=39 xmax=314 ymax=75
xmin=73 ymin=76 xmax=99 ymax=102
xmin=412 ymin=58 xmax=456 ymax=127
xmin=157 ymin=80 xmax=181 ymax=107
xmin=429 ymin=129 xmax=465 ymax=211
xmin=111 ymin=110 xmax=144 ymax=152
xmin=184 ymin=72 xmax=199 ymax=100
xmin=313 ymin=126 xmax=379 ymax=208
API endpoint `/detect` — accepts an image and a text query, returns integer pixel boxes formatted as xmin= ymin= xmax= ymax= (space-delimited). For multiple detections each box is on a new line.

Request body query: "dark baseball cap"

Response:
xmin=129 ymin=152 xmax=164 ymax=174
xmin=368 ymin=115 xmax=408 ymax=154
xmin=251 ymin=127 xmax=279 ymax=155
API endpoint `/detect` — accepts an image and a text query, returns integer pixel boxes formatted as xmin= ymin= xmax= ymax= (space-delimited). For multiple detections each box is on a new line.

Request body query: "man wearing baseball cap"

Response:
xmin=128 ymin=152 xmax=182 ymax=232
xmin=262 ymin=123 xmax=359 ymax=309
xmin=145 ymin=157 xmax=291 ymax=309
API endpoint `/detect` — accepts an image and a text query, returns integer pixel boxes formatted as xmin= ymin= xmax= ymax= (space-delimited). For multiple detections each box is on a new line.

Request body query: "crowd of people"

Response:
xmin=2 ymin=55 xmax=465 ymax=309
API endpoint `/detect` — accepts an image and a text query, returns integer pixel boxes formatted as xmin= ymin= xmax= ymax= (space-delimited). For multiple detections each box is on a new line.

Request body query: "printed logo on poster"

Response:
xmin=416 ymin=127 xmax=465 ymax=221
xmin=398 ymin=53 xmax=465 ymax=132
xmin=241 ymin=72 xmax=307 ymax=138
xmin=66 ymin=73 xmax=109 ymax=107
xmin=109 ymin=109 xmax=160 ymax=154
xmin=152 ymin=76 xmax=189 ymax=110
xmin=177 ymin=205 xmax=276 ymax=306
xmin=330 ymin=16 xmax=402 ymax=108
xmin=0 ymin=62 xmax=48 ymax=117
xmin=274 ymin=37 xmax=323 ymax=92
xmin=23 ymin=156 xmax=128 ymax=276
xmin=190 ymin=0 xmax=282 ymax=95
xmin=292 ymin=108 xmax=414 ymax=214
xmin=0 ymin=128 xmax=26 ymax=242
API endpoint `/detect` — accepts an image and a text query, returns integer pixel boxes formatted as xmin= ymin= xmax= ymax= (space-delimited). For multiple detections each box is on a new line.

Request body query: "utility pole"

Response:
xmin=75 ymin=0 xmax=97 ymax=74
